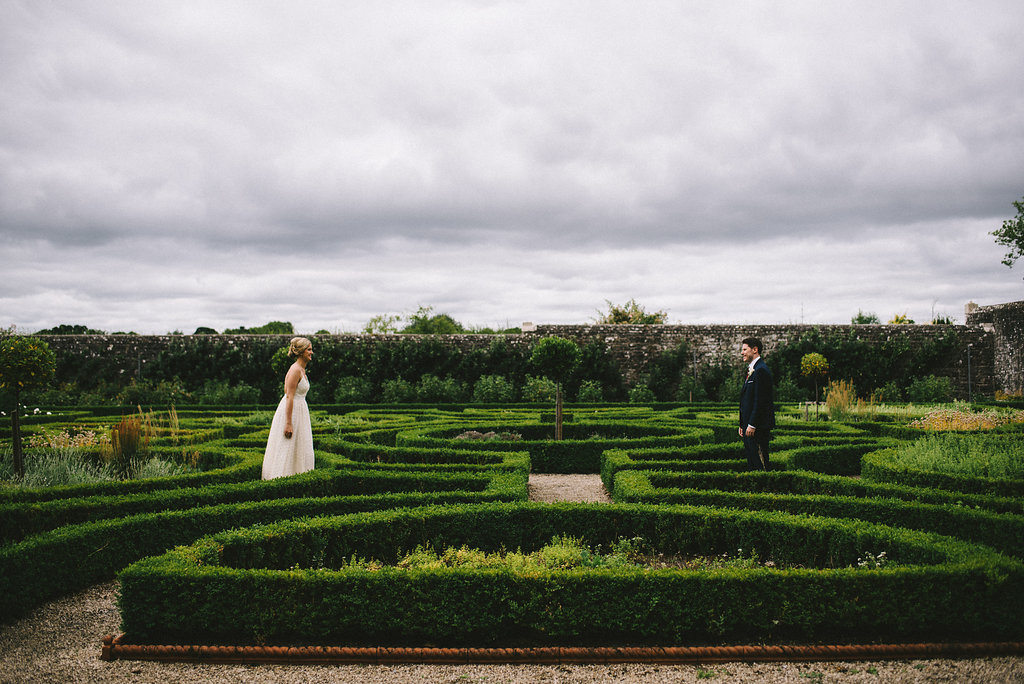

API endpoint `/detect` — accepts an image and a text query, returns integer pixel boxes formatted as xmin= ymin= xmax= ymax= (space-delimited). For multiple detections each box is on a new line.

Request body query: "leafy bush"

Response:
xmin=644 ymin=342 xmax=691 ymax=401
xmin=906 ymin=375 xmax=954 ymax=403
xmin=381 ymin=378 xmax=416 ymax=403
xmin=117 ymin=378 xmax=192 ymax=407
xmin=628 ymin=383 xmax=656 ymax=403
xmin=575 ymin=380 xmax=604 ymax=402
xmin=873 ymin=381 xmax=903 ymax=403
xmin=472 ymin=375 xmax=515 ymax=403
xmin=675 ymin=375 xmax=708 ymax=402
xmin=334 ymin=376 xmax=374 ymax=403
xmin=521 ymin=376 xmax=557 ymax=403
xmin=197 ymin=380 xmax=260 ymax=405
xmin=415 ymin=374 xmax=466 ymax=403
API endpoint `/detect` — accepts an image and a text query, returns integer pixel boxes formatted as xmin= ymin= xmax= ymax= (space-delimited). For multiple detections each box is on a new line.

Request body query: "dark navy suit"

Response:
xmin=739 ymin=357 xmax=775 ymax=470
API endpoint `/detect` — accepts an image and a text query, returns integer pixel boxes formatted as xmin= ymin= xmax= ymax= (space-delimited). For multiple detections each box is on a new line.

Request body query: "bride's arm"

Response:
xmin=282 ymin=364 xmax=301 ymax=438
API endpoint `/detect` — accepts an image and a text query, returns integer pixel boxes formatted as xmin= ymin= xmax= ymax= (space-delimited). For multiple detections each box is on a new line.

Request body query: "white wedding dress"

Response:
xmin=261 ymin=374 xmax=314 ymax=479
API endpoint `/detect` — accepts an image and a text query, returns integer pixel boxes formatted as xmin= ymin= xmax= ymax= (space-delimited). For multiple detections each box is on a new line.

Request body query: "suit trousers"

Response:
xmin=742 ymin=432 xmax=770 ymax=471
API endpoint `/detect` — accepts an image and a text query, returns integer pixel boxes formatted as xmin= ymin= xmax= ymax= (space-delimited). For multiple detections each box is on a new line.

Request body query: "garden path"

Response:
xmin=528 ymin=473 xmax=612 ymax=503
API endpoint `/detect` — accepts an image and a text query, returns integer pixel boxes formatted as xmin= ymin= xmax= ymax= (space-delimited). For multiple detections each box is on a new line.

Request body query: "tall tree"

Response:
xmin=991 ymin=195 xmax=1024 ymax=277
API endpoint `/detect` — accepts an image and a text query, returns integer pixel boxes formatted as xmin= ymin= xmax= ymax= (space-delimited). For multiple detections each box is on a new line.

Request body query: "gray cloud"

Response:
xmin=1 ymin=1 xmax=1022 ymax=333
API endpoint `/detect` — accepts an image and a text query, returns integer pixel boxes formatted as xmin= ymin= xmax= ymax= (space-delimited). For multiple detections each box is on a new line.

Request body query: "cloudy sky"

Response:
xmin=2 ymin=1 xmax=1023 ymax=334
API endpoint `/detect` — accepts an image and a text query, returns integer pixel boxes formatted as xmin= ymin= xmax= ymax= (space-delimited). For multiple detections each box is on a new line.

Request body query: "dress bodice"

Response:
xmin=294 ymin=374 xmax=309 ymax=398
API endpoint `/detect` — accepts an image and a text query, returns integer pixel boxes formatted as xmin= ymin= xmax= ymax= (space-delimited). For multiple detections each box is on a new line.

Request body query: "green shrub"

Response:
xmin=628 ymin=384 xmax=655 ymax=403
xmin=675 ymin=375 xmax=708 ymax=402
xmin=906 ymin=375 xmax=954 ymax=403
xmin=117 ymin=378 xmax=193 ymax=406
xmin=197 ymin=380 xmax=260 ymax=405
xmin=334 ymin=376 xmax=374 ymax=403
xmin=874 ymin=381 xmax=903 ymax=403
xmin=381 ymin=378 xmax=416 ymax=403
xmin=472 ymin=375 xmax=515 ymax=403
xmin=521 ymin=376 xmax=557 ymax=403
xmin=415 ymin=374 xmax=466 ymax=403
xmin=576 ymin=380 xmax=604 ymax=402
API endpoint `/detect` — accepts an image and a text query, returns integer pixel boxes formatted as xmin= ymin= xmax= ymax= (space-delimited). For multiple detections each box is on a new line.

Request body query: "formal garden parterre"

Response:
xmin=1 ymin=401 xmax=1023 ymax=650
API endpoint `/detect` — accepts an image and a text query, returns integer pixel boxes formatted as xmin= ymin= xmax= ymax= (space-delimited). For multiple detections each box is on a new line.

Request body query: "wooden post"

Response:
xmin=555 ymin=384 xmax=563 ymax=441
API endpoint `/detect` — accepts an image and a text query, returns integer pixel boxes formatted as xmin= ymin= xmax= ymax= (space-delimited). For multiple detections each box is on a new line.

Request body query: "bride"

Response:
xmin=262 ymin=337 xmax=314 ymax=479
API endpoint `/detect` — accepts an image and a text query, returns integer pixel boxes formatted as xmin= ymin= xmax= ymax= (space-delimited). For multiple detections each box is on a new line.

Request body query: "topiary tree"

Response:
xmin=0 ymin=335 xmax=57 ymax=478
xmin=529 ymin=337 xmax=581 ymax=440
xmin=800 ymin=352 xmax=829 ymax=420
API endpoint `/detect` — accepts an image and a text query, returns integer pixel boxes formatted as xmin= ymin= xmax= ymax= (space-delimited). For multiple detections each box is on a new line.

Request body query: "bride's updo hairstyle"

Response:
xmin=287 ymin=337 xmax=312 ymax=359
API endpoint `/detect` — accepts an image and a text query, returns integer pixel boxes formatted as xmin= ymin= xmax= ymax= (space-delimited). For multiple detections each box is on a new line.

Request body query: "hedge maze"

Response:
xmin=2 ymin=403 xmax=1023 ymax=647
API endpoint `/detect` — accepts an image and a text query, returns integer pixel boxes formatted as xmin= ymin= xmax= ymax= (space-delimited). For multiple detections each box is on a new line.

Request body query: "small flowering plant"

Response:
xmin=27 ymin=428 xmax=108 ymax=450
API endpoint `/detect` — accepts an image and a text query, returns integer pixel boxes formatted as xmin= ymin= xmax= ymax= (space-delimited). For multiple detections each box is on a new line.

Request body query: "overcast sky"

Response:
xmin=2 ymin=1 xmax=1023 ymax=334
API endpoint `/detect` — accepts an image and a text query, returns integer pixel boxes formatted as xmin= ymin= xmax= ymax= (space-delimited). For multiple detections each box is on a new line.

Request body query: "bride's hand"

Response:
xmin=285 ymin=423 xmax=293 ymax=438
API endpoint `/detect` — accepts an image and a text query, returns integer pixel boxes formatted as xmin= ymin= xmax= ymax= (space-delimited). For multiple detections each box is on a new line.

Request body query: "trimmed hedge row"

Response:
xmin=0 ymin=467 xmax=524 ymax=544
xmin=862 ymin=448 xmax=1024 ymax=497
xmin=600 ymin=437 xmax=893 ymax=490
xmin=606 ymin=467 xmax=1024 ymax=515
xmin=612 ymin=470 xmax=1024 ymax=558
xmin=0 ymin=474 xmax=527 ymax=621
xmin=117 ymin=503 xmax=1024 ymax=646
xmin=395 ymin=421 xmax=713 ymax=473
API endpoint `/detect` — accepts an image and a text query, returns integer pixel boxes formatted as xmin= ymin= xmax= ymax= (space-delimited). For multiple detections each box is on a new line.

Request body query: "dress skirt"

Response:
xmin=261 ymin=375 xmax=314 ymax=479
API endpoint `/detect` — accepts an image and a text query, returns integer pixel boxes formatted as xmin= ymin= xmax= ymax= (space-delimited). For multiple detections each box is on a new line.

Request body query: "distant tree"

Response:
xmin=34 ymin=324 xmax=105 ymax=335
xmin=0 ymin=335 xmax=57 ymax=477
xmin=930 ymin=315 xmax=954 ymax=325
xmin=255 ymin=321 xmax=294 ymax=335
xmin=224 ymin=321 xmax=294 ymax=335
xmin=888 ymin=313 xmax=914 ymax=324
xmin=363 ymin=313 xmax=401 ymax=334
xmin=193 ymin=327 xmax=218 ymax=335
xmin=529 ymin=337 xmax=581 ymax=440
xmin=991 ymin=195 xmax=1024 ymax=276
xmin=851 ymin=310 xmax=880 ymax=324
xmin=400 ymin=306 xmax=465 ymax=334
xmin=596 ymin=299 xmax=668 ymax=324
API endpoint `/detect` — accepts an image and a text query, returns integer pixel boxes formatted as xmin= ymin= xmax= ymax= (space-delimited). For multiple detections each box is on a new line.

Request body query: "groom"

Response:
xmin=738 ymin=337 xmax=775 ymax=471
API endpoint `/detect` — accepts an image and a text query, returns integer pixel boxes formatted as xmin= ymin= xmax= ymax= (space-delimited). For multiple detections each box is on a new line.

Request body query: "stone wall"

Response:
xmin=36 ymin=315 xmax=1002 ymax=399
xmin=530 ymin=323 xmax=993 ymax=397
xmin=966 ymin=300 xmax=1024 ymax=396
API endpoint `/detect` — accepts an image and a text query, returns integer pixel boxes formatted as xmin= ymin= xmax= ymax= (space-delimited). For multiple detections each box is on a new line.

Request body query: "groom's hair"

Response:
xmin=741 ymin=337 xmax=763 ymax=354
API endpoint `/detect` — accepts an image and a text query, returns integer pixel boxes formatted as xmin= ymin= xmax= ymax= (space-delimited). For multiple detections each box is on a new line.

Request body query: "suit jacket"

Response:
xmin=739 ymin=357 xmax=776 ymax=436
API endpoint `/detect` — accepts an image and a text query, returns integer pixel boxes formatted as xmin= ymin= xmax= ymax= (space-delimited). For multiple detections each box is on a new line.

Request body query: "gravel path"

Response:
xmin=2 ymin=475 xmax=1021 ymax=682
xmin=528 ymin=473 xmax=613 ymax=503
